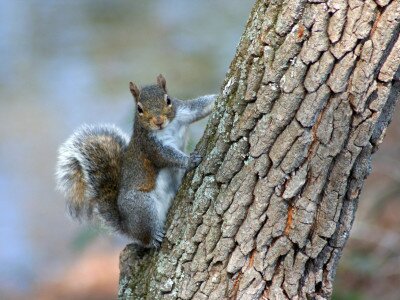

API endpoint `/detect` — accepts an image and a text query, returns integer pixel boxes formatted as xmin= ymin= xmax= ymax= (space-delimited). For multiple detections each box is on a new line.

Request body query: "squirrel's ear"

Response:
xmin=157 ymin=74 xmax=167 ymax=92
xmin=129 ymin=82 xmax=140 ymax=101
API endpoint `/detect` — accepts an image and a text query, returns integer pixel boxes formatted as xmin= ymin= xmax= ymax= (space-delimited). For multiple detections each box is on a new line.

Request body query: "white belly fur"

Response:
xmin=150 ymin=117 xmax=188 ymax=224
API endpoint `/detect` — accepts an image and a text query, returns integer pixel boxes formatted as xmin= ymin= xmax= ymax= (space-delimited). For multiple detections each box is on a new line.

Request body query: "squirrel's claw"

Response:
xmin=188 ymin=151 xmax=202 ymax=171
xmin=152 ymin=228 xmax=165 ymax=248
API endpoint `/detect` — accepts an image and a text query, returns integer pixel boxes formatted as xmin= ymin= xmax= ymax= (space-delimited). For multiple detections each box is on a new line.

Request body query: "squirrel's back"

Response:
xmin=56 ymin=124 xmax=129 ymax=230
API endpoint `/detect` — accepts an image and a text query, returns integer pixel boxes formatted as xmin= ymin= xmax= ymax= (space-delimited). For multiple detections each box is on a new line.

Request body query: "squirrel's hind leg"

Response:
xmin=118 ymin=190 xmax=165 ymax=248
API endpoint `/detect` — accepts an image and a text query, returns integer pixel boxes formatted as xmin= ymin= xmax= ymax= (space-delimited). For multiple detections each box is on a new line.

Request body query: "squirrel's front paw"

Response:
xmin=188 ymin=151 xmax=202 ymax=171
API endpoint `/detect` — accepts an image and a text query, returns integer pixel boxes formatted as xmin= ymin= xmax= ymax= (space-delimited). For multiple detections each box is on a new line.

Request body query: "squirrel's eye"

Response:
xmin=166 ymin=96 xmax=171 ymax=106
xmin=137 ymin=105 xmax=144 ymax=114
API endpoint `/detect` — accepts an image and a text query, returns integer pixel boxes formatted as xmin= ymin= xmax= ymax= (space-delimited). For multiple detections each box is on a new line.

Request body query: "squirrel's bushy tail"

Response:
xmin=56 ymin=124 xmax=129 ymax=231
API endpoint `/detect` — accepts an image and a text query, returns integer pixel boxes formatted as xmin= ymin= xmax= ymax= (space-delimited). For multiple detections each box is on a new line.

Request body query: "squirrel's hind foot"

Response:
xmin=151 ymin=227 xmax=165 ymax=248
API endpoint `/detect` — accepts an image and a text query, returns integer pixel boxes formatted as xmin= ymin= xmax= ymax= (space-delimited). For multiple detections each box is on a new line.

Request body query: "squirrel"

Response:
xmin=56 ymin=74 xmax=216 ymax=248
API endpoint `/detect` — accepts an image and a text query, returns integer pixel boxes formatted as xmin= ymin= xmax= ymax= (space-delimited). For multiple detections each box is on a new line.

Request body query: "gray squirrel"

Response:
xmin=56 ymin=74 xmax=216 ymax=248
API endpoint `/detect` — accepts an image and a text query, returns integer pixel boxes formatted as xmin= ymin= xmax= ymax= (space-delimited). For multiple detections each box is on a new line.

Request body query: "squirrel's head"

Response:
xmin=129 ymin=74 xmax=175 ymax=131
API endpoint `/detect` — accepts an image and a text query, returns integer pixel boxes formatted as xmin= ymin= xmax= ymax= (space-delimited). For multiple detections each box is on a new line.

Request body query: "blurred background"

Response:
xmin=0 ymin=1 xmax=398 ymax=299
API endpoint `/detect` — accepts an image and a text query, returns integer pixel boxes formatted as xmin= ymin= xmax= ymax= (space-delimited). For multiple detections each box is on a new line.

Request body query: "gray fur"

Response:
xmin=56 ymin=76 xmax=217 ymax=248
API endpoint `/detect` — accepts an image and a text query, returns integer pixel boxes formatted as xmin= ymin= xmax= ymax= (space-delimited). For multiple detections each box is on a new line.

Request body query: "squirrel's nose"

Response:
xmin=153 ymin=116 xmax=164 ymax=126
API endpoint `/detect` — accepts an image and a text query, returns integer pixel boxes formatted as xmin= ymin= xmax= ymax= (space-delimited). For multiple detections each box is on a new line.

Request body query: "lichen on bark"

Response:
xmin=119 ymin=0 xmax=400 ymax=299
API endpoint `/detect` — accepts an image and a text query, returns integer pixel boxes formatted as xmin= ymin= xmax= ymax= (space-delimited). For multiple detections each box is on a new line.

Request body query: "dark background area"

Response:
xmin=0 ymin=1 xmax=398 ymax=299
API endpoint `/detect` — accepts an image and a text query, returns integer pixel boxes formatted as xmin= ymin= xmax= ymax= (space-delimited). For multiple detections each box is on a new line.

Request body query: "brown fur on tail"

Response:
xmin=56 ymin=124 xmax=129 ymax=230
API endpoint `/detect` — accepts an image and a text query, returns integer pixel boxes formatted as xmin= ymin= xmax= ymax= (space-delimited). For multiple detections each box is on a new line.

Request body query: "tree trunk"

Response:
xmin=119 ymin=0 xmax=400 ymax=299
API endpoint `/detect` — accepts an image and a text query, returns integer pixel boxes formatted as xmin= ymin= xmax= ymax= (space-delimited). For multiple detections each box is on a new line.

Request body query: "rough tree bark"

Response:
xmin=119 ymin=0 xmax=400 ymax=299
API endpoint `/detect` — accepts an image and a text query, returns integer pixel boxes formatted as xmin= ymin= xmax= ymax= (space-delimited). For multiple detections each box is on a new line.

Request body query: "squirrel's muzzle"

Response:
xmin=151 ymin=115 xmax=166 ymax=129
